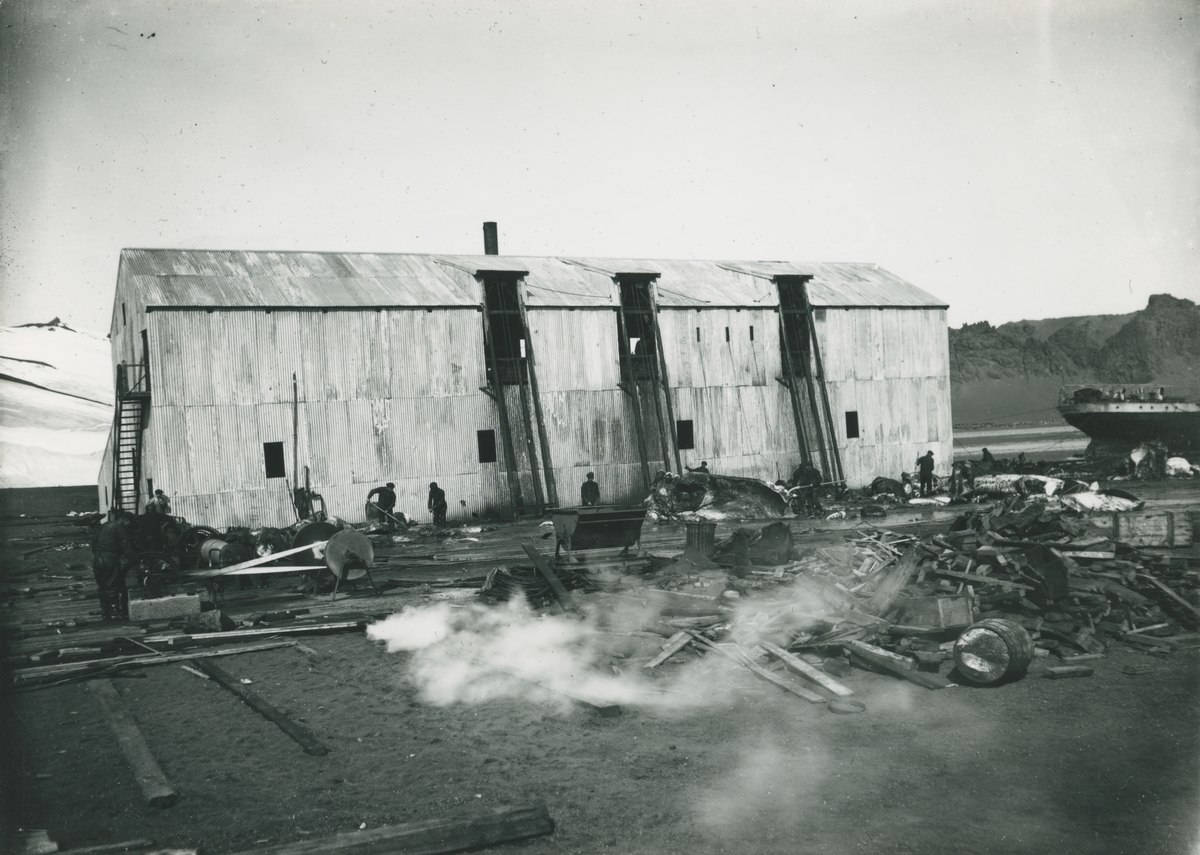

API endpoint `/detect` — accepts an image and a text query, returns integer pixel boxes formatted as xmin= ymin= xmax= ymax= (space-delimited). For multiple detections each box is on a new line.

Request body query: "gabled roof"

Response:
xmin=118 ymin=249 xmax=947 ymax=311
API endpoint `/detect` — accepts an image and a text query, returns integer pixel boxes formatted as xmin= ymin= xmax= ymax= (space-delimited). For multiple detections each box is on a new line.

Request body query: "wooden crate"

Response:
xmin=1111 ymin=510 xmax=1194 ymax=548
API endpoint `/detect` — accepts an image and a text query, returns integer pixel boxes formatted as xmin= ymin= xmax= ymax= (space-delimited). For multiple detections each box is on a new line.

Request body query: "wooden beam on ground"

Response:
xmin=15 ymin=641 xmax=297 ymax=685
xmin=225 ymin=803 xmax=555 ymax=855
xmin=521 ymin=544 xmax=579 ymax=614
xmin=193 ymin=659 xmax=329 ymax=756
xmin=684 ymin=631 xmax=826 ymax=704
xmin=863 ymin=547 xmax=921 ymax=616
xmin=758 ymin=640 xmax=854 ymax=697
xmin=644 ymin=631 xmax=691 ymax=668
xmin=481 ymin=659 xmax=621 ymax=716
xmin=88 ymin=679 xmax=178 ymax=808
xmin=56 ymin=841 xmax=156 ymax=855
xmin=844 ymin=640 xmax=955 ymax=690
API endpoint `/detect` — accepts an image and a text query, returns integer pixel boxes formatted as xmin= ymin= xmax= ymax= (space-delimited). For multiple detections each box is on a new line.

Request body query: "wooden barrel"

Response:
xmin=953 ymin=618 xmax=1034 ymax=684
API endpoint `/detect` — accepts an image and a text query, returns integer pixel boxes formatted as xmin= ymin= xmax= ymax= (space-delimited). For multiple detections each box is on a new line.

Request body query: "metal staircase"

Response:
xmin=112 ymin=363 xmax=149 ymax=513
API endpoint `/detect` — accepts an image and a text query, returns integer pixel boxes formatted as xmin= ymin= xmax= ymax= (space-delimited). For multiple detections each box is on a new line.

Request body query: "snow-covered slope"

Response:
xmin=0 ymin=320 xmax=113 ymax=488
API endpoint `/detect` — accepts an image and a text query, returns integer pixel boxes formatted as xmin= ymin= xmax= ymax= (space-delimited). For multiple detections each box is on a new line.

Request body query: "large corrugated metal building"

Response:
xmin=99 ymin=247 xmax=951 ymax=528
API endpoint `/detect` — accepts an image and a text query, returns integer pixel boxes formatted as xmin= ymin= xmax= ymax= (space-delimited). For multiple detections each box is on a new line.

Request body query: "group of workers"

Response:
xmin=366 ymin=481 xmax=448 ymax=529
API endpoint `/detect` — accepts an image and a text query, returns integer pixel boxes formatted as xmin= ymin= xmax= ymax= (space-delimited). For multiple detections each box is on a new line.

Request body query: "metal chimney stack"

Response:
xmin=483 ymin=222 xmax=499 ymax=255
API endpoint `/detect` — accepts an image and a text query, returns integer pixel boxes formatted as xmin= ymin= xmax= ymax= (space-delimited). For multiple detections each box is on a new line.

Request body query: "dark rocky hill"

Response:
xmin=949 ymin=294 xmax=1200 ymax=425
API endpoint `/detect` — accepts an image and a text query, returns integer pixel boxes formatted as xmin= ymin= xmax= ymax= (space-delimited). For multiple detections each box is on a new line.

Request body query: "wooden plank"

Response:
xmin=194 ymin=659 xmax=329 ymax=756
xmin=758 ymin=640 xmax=854 ymax=697
xmin=1137 ymin=574 xmax=1200 ymax=622
xmin=89 ymin=679 xmax=178 ymax=808
xmin=482 ymin=660 xmax=620 ymax=716
xmin=644 ymin=631 xmax=691 ymax=668
xmin=684 ymin=631 xmax=826 ymax=704
xmin=225 ymin=803 xmax=555 ymax=855
xmin=14 ymin=641 xmax=297 ymax=684
xmin=140 ymin=622 xmax=365 ymax=645
xmin=1113 ymin=511 xmax=1192 ymax=548
xmin=521 ymin=544 xmax=579 ymax=614
xmin=56 ymin=840 xmax=156 ymax=855
xmin=844 ymin=640 xmax=955 ymax=690
xmin=863 ymin=547 xmax=921 ymax=616
xmin=931 ymin=568 xmax=1033 ymax=591
xmin=1044 ymin=665 xmax=1094 ymax=679
xmin=183 ymin=540 xmax=328 ymax=578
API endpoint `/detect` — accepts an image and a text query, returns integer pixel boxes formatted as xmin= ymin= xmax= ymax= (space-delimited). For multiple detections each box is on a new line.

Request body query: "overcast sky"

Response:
xmin=1 ymin=0 xmax=1197 ymax=332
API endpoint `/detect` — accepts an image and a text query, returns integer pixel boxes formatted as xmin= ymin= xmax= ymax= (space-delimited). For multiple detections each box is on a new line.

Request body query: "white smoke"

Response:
xmin=367 ymin=595 xmax=747 ymax=713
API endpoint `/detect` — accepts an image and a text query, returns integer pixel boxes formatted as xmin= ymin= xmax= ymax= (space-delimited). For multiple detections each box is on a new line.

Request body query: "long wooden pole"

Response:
xmin=615 ymin=302 xmax=653 ymax=491
xmin=517 ymin=296 xmax=559 ymax=506
xmin=774 ymin=293 xmax=812 ymax=463
xmin=89 ymin=679 xmax=178 ymax=808
xmin=646 ymin=283 xmax=683 ymax=475
xmin=479 ymin=290 xmax=524 ymax=511
xmin=194 ymin=659 xmax=329 ymax=755
xmin=800 ymin=280 xmax=845 ymax=483
xmin=226 ymin=804 xmax=556 ymax=855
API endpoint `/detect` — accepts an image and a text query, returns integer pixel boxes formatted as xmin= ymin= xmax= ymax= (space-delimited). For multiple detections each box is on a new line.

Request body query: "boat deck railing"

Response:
xmin=1059 ymin=384 xmax=1191 ymax=406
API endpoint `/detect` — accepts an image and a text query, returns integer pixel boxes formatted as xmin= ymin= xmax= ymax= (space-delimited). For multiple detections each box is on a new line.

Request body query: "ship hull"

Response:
xmin=1059 ymin=402 xmax=1200 ymax=452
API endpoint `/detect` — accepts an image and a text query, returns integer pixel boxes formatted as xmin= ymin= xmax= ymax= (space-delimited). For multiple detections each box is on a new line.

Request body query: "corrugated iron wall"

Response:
xmin=524 ymin=307 xmax=648 ymax=506
xmin=143 ymin=308 xmax=509 ymax=528
xmin=815 ymin=307 xmax=953 ymax=486
xmin=656 ymin=307 xmax=799 ymax=482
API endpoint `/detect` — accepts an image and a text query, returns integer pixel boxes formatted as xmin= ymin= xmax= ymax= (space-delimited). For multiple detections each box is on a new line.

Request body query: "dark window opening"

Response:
xmin=695 ymin=327 xmax=700 ymax=342
xmin=104 ymin=486 xmax=109 ymax=505
xmin=750 ymin=325 xmax=755 ymax=341
xmin=845 ymin=411 xmax=860 ymax=439
xmin=121 ymin=303 xmax=127 ymax=327
xmin=146 ymin=478 xmax=153 ymax=497
xmin=676 ymin=419 xmax=695 ymax=450
xmin=482 ymin=277 xmax=527 ymax=386
xmin=725 ymin=327 xmax=730 ymax=342
xmin=477 ymin=429 xmax=497 ymax=463
xmin=263 ymin=442 xmax=286 ymax=479
xmin=617 ymin=278 xmax=658 ymax=381
xmin=778 ymin=279 xmax=813 ymax=377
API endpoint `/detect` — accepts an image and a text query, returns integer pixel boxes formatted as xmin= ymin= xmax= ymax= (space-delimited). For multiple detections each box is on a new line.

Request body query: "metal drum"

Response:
xmin=953 ymin=618 xmax=1035 ymax=684
xmin=685 ymin=521 xmax=717 ymax=557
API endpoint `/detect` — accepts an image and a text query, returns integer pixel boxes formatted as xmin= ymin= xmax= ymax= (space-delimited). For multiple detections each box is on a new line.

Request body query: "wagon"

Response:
xmin=550 ymin=506 xmax=648 ymax=561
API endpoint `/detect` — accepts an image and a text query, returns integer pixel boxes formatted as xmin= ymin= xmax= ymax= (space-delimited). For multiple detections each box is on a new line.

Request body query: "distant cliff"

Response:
xmin=949 ymin=294 xmax=1200 ymax=425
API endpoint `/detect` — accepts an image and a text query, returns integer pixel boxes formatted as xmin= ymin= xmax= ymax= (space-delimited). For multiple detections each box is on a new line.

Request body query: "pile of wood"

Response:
xmin=639 ymin=499 xmax=1198 ymax=698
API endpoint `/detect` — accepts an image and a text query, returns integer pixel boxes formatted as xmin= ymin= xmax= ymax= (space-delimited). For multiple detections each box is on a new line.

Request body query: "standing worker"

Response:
xmin=428 ymin=482 xmax=448 ymax=526
xmin=580 ymin=472 xmax=600 ymax=506
xmin=92 ymin=509 xmax=133 ymax=621
xmin=367 ymin=482 xmax=398 ymax=528
xmin=918 ymin=450 xmax=935 ymax=497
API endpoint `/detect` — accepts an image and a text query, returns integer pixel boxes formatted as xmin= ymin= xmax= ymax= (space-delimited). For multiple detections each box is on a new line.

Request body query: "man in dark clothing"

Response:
xmin=92 ymin=510 xmax=133 ymax=620
xmin=685 ymin=461 xmax=710 ymax=474
xmin=980 ymin=447 xmax=995 ymax=464
xmin=918 ymin=451 xmax=935 ymax=497
xmin=367 ymin=482 xmax=398 ymax=528
xmin=428 ymin=482 xmax=448 ymax=526
xmin=788 ymin=461 xmax=823 ymax=516
xmin=580 ymin=472 xmax=600 ymax=506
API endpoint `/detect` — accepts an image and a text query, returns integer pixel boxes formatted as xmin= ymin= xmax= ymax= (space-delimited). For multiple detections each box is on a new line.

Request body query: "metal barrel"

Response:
xmin=199 ymin=538 xmax=229 ymax=568
xmin=685 ymin=521 xmax=717 ymax=557
xmin=953 ymin=618 xmax=1034 ymax=684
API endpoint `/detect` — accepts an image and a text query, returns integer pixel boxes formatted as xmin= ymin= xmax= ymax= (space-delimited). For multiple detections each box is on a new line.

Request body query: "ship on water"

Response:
xmin=1058 ymin=384 xmax=1200 ymax=454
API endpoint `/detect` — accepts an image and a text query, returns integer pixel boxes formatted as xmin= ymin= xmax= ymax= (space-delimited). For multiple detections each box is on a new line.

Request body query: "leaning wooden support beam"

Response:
xmin=193 ymin=659 xmax=329 ymax=756
xmin=758 ymin=641 xmax=854 ymax=697
xmin=226 ymin=803 xmax=555 ymax=855
xmin=863 ymin=547 xmax=921 ymax=616
xmin=644 ymin=631 xmax=691 ymax=669
xmin=684 ymin=631 xmax=826 ymax=704
xmin=88 ymin=679 xmax=178 ymax=808
xmin=521 ymin=544 xmax=580 ymax=614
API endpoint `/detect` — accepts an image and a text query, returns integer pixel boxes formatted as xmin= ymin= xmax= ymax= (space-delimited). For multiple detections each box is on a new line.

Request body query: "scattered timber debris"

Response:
xmin=632 ymin=492 xmax=1197 ymax=700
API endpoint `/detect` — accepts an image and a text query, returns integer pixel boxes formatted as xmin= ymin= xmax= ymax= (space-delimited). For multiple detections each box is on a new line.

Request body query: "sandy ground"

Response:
xmin=3 ymin=482 xmax=1200 ymax=854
